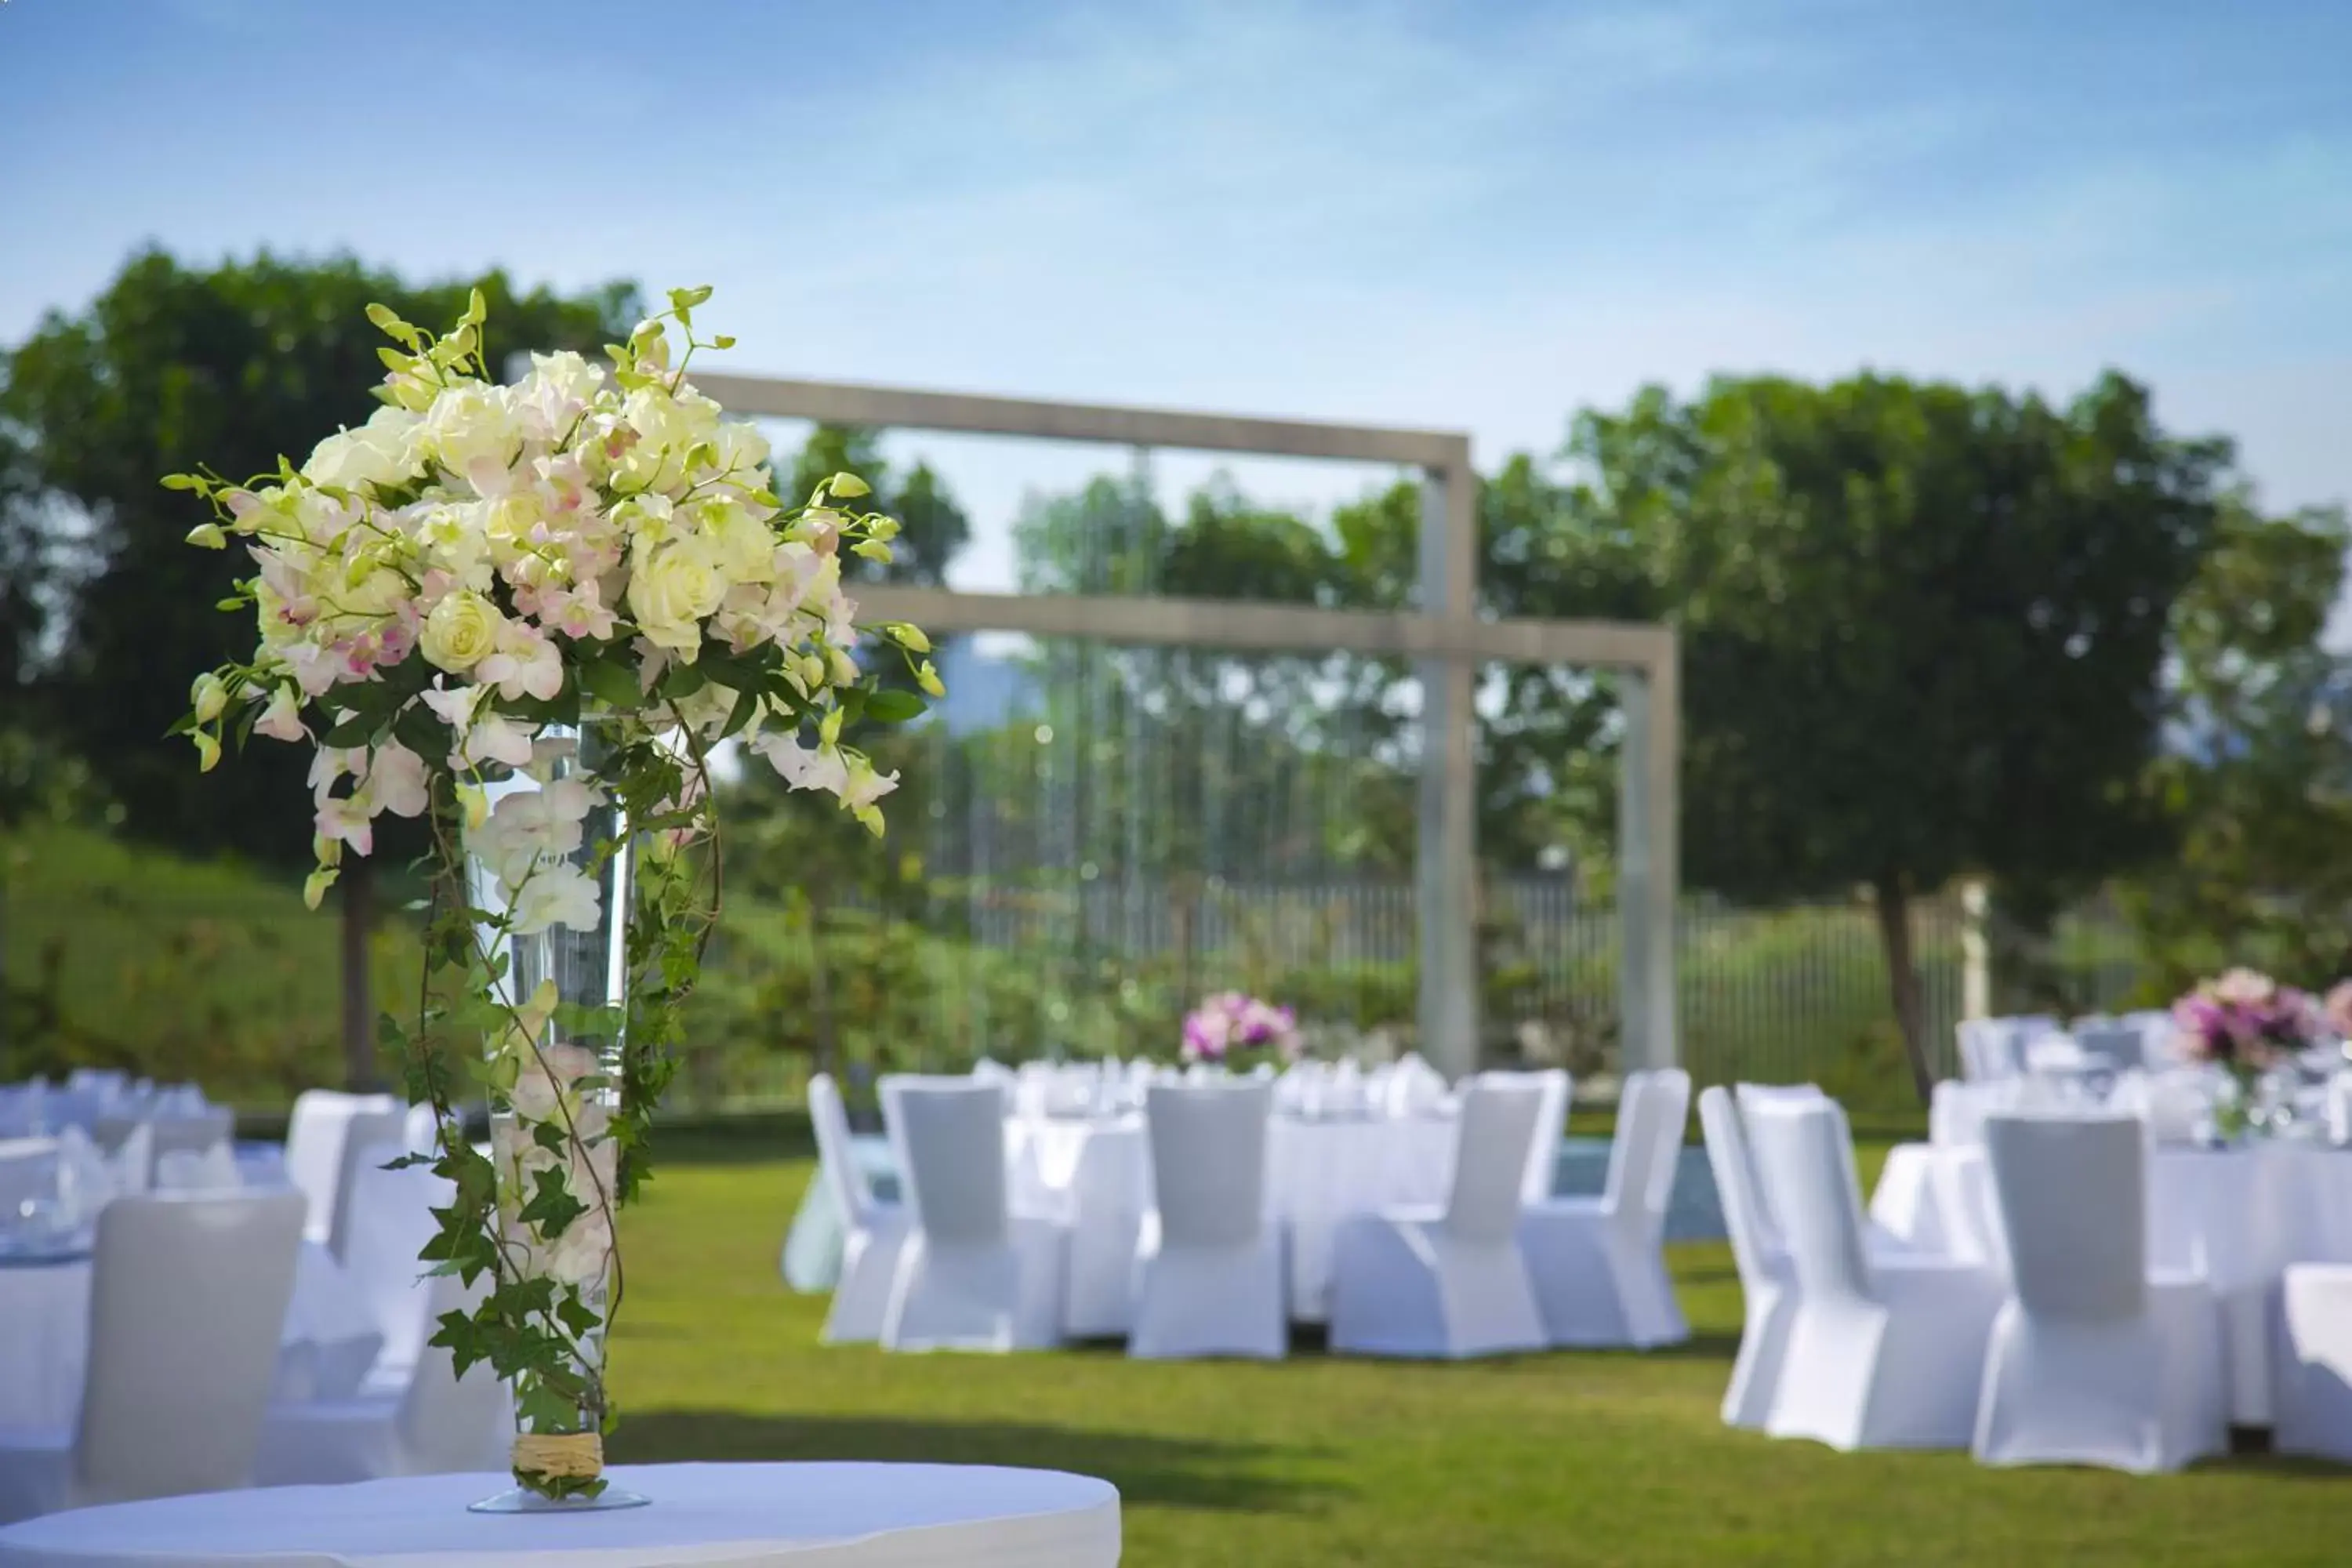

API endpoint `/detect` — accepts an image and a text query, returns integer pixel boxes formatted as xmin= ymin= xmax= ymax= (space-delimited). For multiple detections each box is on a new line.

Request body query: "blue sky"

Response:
xmin=4 ymin=0 xmax=2347 ymax=593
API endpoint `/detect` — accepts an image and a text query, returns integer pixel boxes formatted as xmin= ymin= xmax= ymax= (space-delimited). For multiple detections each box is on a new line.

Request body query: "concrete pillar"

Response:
xmin=1416 ymin=454 xmax=1479 ymax=1076
xmin=1960 ymin=878 xmax=1991 ymax=1021
xmin=1616 ymin=654 xmax=1680 ymax=1073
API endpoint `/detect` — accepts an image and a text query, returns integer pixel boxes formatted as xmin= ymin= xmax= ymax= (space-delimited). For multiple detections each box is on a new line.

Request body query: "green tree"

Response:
xmin=1562 ymin=372 xmax=2228 ymax=1098
xmin=0 ymin=426 xmax=49 ymax=705
xmin=787 ymin=423 xmax=968 ymax=586
xmin=2118 ymin=495 xmax=2352 ymax=991
xmin=2 ymin=249 xmax=637 ymax=1085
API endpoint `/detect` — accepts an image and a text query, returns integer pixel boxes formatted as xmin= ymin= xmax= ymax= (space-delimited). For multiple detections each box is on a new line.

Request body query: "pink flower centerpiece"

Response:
xmin=2172 ymin=967 xmax=2323 ymax=1140
xmin=2169 ymin=967 xmax=2320 ymax=1073
xmin=1181 ymin=991 xmax=1302 ymax=1069
xmin=2324 ymin=980 xmax=2352 ymax=1044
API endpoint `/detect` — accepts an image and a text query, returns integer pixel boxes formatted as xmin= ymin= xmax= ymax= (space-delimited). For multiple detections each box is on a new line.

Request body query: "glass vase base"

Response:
xmin=470 ymin=1485 xmax=650 ymax=1514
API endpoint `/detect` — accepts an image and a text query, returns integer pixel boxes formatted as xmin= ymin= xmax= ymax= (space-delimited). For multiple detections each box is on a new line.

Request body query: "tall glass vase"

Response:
xmin=464 ymin=723 xmax=648 ymax=1513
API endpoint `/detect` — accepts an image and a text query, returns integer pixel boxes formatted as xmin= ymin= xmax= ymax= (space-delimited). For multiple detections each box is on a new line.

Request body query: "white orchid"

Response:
xmin=173 ymin=292 xmax=936 ymax=1486
xmin=510 ymin=862 xmax=602 ymax=936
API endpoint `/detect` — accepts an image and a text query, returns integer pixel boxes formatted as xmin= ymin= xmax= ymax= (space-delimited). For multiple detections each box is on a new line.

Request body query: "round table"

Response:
xmin=0 ymin=1462 xmax=1122 ymax=1567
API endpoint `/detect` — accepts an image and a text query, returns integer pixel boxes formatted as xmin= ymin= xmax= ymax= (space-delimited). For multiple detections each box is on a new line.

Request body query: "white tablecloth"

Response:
xmin=1004 ymin=1111 xmax=1457 ymax=1327
xmin=0 ymin=1462 xmax=1121 ymax=1567
xmin=0 ymin=1240 xmax=383 ymax=1429
xmin=1871 ymin=1138 xmax=2352 ymax=1422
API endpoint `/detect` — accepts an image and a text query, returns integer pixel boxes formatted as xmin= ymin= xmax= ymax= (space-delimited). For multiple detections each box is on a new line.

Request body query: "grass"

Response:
xmin=608 ymin=1123 xmax=2351 ymax=1566
xmin=3 ymin=826 xmax=419 ymax=1097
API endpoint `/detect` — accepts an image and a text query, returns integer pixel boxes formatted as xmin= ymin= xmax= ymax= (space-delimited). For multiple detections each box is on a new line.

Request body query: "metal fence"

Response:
xmin=6 ymin=881 xmax=2153 ymax=1111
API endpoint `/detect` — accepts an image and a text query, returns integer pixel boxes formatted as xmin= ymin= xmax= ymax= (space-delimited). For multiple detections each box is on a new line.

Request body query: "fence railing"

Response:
xmin=5 ymin=880 xmax=2154 ymax=1112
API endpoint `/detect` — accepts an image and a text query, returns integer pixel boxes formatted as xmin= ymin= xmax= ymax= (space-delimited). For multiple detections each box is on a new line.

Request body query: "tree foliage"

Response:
xmin=2119 ymin=496 xmax=2352 ymax=990
xmin=1561 ymin=371 xmax=2230 ymax=1094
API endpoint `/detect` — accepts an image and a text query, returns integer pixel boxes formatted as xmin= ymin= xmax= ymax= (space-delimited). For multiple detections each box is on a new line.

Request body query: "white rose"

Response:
xmin=712 ymin=419 xmax=770 ymax=477
xmin=698 ymin=499 xmax=777 ymax=586
xmin=543 ymin=1209 xmax=613 ymax=1287
xmin=420 ymin=383 xmax=522 ymax=479
xmin=510 ymin=1063 xmax=562 ymax=1124
xmin=420 ymin=589 xmax=503 ymax=671
xmin=625 ymin=539 xmax=726 ymax=655
xmin=301 ymin=405 xmax=421 ymax=491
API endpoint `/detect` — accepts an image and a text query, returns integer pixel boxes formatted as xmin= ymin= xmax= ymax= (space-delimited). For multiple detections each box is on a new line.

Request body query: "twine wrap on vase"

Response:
xmin=512 ymin=1431 xmax=604 ymax=1483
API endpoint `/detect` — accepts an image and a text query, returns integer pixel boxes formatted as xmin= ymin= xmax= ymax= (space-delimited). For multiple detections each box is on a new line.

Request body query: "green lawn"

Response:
xmin=609 ymin=1125 xmax=2351 ymax=1566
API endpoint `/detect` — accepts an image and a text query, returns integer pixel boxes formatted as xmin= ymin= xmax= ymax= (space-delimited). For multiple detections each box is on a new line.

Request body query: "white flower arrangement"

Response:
xmin=173 ymin=287 xmax=935 ymax=1501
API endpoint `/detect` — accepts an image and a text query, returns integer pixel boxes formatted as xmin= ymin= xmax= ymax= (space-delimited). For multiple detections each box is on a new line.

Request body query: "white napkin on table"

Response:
xmin=53 ymin=1124 xmax=116 ymax=1222
xmin=155 ymin=1142 xmax=241 ymax=1192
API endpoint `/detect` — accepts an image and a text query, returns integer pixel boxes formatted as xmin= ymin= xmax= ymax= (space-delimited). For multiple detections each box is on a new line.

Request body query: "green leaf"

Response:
xmin=716 ymin=684 xmax=761 ymax=742
xmin=518 ymin=1164 xmax=590 ymax=1240
xmin=320 ymin=713 xmax=382 ymax=747
xmin=578 ymin=654 xmax=639 ymax=713
xmin=862 ymin=690 xmax=927 ymax=724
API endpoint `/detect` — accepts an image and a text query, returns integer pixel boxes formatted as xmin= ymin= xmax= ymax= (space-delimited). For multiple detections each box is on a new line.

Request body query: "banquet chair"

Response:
xmin=401 ymin=1100 xmax=441 ymax=1155
xmin=880 ymin=1076 xmax=1065 ymax=1352
xmin=0 ymin=1189 xmax=306 ymax=1523
xmin=1328 ymin=1075 xmax=1549 ymax=1359
xmin=2274 ymin=1263 xmax=2352 ymax=1462
xmin=1518 ymin=1069 xmax=1573 ymax=1203
xmin=284 ymin=1089 xmax=401 ymax=1247
xmin=326 ymin=1105 xmax=411 ymax=1264
xmin=1747 ymin=1098 xmax=2004 ymax=1450
xmin=1972 ymin=1114 xmax=2226 ymax=1472
xmin=2073 ymin=1024 xmax=2150 ymax=1076
xmin=809 ymin=1073 xmax=910 ymax=1345
xmin=1519 ymin=1069 xmax=1691 ymax=1348
xmin=1699 ymin=1087 xmax=1795 ymax=1428
xmin=337 ymin=1138 xmax=448 ymax=1388
xmin=252 ymin=1269 xmax=510 ymax=1486
xmin=1130 ymin=1081 xmax=1284 ymax=1359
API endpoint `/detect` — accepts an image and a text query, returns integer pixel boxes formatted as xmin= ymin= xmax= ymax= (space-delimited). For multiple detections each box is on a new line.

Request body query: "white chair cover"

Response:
xmin=326 ymin=1108 xmax=409 ymax=1265
xmin=1518 ymin=1069 xmax=1571 ymax=1203
xmin=1747 ymin=1098 xmax=2003 ymax=1450
xmin=0 ymin=1190 xmax=306 ymax=1524
xmin=880 ymin=1077 xmax=1062 ymax=1352
xmin=0 ymin=1083 xmax=46 ymax=1139
xmin=1520 ymin=1069 xmax=1691 ymax=1348
xmin=283 ymin=1091 xmax=401 ymax=1248
xmin=1972 ymin=1113 xmax=2227 ymax=1472
xmin=807 ymin=1073 xmax=909 ymax=1345
xmin=400 ymin=1102 xmax=439 ymax=1156
xmin=2072 ymin=1024 xmax=2147 ymax=1076
xmin=1130 ymin=1082 xmax=1283 ymax=1359
xmin=252 ymin=1269 xmax=510 ymax=1486
xmin=2275 ymin=1262 xmax=2352 ymax=1462
xmin=1327 ymin=1075 xmax=1548 ymax=1359
xmin=1699 ymin=1087 xmax=1793 ymax=1428
xmin=336 ymin=1140 xmax=448 ymax=1385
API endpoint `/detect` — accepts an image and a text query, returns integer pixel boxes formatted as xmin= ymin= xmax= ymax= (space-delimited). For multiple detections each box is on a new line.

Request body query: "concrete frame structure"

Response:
xmin=697 ymin=371 xmax=1680 ymax=1078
